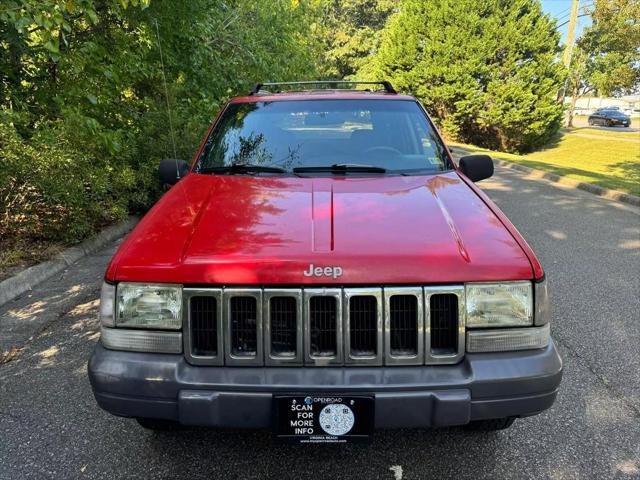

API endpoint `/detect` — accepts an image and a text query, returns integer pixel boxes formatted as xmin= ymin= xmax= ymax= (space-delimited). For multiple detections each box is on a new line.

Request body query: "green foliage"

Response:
xmin=0 ymin=0 xmax=318 ymax=245
xmin=1 ymin=0 xmax=600 ymax=251
xmin=0 ymin=113 xmax=133 ymax=241
xmin=317 ymin=0 xmax=395 ymax=78
xmin=361 ymin=0 xmax=565 ymax=152
xmin=577 ymin=0 xmax=640 ymax=96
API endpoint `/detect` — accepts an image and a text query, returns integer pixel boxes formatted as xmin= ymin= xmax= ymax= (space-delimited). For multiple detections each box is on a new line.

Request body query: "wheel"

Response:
xmin=606 ymin=120 xmax=613 ymax=127
xmin=135 ymin=417 xmax=183 ymax=431
xmin=464 ymin=417 xmax=516 ymax=432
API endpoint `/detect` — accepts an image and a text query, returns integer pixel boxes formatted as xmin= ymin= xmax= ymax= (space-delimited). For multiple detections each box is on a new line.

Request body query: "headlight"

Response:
xmin=466 ymin=281 xmax=533 ymax=328
xmin=116 ymin=283 xmax=182 ymax=330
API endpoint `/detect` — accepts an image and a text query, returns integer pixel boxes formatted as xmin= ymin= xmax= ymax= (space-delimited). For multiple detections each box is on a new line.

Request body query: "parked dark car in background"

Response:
xmin=588 ymin=109 xmax=631 ymax=127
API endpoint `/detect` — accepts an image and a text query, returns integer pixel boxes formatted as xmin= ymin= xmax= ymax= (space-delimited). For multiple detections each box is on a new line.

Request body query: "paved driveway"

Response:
xmin=1 ymin=166 xmax=639 ymax=480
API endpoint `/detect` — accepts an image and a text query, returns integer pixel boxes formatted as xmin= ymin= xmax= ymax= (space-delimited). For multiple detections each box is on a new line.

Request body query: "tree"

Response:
xmin=564 ymin=45 xmax=590 ymax=128
xmin=565 ymin=0 xmax=640 ymax=127
xmin=360 ymin=0 xmax=565 ymax=152
xmin=580 ymin=0 xmax=640 ymax=96
xmin=317 ymin=0 xmax=395 ymax=79
xmin=0 ymin=0 xmax=319 ymax=246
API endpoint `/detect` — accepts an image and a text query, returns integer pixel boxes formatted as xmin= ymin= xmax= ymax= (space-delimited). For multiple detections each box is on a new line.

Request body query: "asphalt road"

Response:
xmin=567 ymin=115 xmax=639 ymax=133
xmin=1 ymin=166 xmax=639 ymax=480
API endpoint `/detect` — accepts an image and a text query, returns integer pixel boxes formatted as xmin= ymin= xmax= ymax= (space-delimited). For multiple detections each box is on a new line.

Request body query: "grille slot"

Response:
xmin=190 ymin=296 xmax=218 ymax=356
xmin=389 ymin=295 xmax=418 ymax=356
xmin=349 ymin=296 xmax=378 ymax=357
xmin=430 ymin=293 xmax=459 ymax=354
xmin=229 ymin=296 xmax=258 ymax=356
xmin=309 ymin=296 xmax=338 ymax=357
xmin=269 ymin=297 xmax=297 ymax=357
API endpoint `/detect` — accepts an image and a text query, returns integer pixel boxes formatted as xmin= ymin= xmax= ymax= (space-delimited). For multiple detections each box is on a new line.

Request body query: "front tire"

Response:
xmin=136 ymin=417 xmax=183 ymax=431
xmin=464 ymin=417 xmax=516 ymax=432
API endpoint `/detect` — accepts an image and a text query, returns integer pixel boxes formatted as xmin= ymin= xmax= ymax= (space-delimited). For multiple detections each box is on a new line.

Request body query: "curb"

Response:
xmin=0 ymin=217 xmax=138 ymax=308
xmin=493 ymin=159 xmax=640 ymax=207
xmin=450 ymin=148 xmax=640 ymax=207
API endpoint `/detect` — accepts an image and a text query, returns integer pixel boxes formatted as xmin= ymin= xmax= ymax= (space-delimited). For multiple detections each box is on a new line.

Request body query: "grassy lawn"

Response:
xmin=449 ymin=129 xmax=640 ymax=196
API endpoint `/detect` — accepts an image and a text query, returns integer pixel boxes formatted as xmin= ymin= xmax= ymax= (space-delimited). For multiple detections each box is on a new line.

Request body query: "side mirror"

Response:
xmin=159 ymin=159 xmax=190 ymax=186
xmin=458 ymin=154 xmax=493 ymax=182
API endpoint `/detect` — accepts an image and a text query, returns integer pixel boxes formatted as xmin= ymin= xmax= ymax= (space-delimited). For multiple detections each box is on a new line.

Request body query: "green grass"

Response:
xmin=450 ymin=130 xmax=640 ymax=196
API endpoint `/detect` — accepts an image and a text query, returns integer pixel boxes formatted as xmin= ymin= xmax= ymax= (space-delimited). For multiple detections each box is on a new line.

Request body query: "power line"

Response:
xmin=154 ymin=19 xmax=179 ymax=170
xmin=554 ymin=6 xmax=573 ymax=21
xmin=554 ymin=0 xmax=594 ymax=30
xmin=556 ymin=13 xmax=590 ymax=30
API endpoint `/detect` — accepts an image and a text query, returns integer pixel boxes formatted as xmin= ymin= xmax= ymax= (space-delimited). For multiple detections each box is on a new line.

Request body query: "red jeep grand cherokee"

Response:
xmin=89 ymin=81 xmax=562 ymax=441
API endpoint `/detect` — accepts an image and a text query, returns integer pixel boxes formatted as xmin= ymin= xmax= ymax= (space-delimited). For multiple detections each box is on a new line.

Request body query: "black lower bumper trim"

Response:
xmin=89 ymin=341 xmax=563 ymax=428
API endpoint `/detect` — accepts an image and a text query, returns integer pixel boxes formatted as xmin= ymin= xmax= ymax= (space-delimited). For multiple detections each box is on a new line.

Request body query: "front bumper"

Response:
xmin=611 ymin=119 xmax=630 ymax=126
xmin=88 ymin=340 xmax=562 ymax=428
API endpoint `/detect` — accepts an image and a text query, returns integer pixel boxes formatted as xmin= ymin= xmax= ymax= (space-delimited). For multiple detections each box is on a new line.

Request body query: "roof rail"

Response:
xmin=248 ymin=80 xmax=397 ymax=96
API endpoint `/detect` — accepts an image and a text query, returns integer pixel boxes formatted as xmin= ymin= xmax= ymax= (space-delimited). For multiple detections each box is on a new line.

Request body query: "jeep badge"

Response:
xmin=303 ymin=263 xmax=343 ymax=279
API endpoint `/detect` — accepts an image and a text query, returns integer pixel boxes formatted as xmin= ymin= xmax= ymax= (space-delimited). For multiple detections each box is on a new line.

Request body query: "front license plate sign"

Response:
xmin=274 ymin=395 xmax=374 ymax=443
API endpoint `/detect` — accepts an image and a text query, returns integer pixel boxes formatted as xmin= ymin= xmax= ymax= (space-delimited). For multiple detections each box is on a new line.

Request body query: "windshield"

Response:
xmin=194 ymin=100 xmax=451 ymax=175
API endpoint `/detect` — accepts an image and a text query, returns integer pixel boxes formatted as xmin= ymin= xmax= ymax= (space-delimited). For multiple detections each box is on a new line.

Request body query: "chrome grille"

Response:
xmin=264 ymin=289 xmax=302 ymax=365
xmin=183 ymin=289 xmax=223 ymax=365
xmin=425 ymin=286 xmax=465 ymax=364
xmin=185 ymin=286 xmax=464 ymax=366
xmin=224 ymin=289 xmax=263 ymax=365
xmin=430 ymin=293 xmax=459 ymax=354
xmin=230 ymin=296 xmax=258 ymax=356
xmin=309 ymin=297 xmax=338 ymax=356
xmin=305 ymin=289 xmax=343 ymax=364
xmin=349 ymin=296 xmax=377 ymax=356
xmin=384 ymin=287 xmax=425 ymax=365
xmin=389 ymin=295 xmax=418 ymax=355
xmin=190 ymin=296 xmax=218 ymax=356
xmin=269 ymin=297 xmax=297 ymax=356
xmin=344 ymin=288 xmax=382 ymax=365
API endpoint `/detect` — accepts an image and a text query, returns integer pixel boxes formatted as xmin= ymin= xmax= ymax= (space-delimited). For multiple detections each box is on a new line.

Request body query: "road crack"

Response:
xmin=553 ymin=334 xmax=640 ymax=418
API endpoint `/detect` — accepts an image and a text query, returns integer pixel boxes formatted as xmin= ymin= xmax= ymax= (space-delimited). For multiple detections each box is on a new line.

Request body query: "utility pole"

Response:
xmin=563 ymin=0 xmax=580 ymax=67
xmin=563 ymin=0 xmax=580 ymax=127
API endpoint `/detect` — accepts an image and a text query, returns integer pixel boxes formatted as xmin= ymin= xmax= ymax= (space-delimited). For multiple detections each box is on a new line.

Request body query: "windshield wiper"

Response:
xmin=199 ymin=164 xmax=287 ymax=175
xmin=292 ymin=163 xmax=387 ymax=174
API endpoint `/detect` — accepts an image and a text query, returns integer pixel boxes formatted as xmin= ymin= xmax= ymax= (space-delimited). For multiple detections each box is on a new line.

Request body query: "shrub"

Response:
xmin=0 ymin=116 xmax=131 ymax=243
xmin=361 ymin=0 xmax=565 ymax=153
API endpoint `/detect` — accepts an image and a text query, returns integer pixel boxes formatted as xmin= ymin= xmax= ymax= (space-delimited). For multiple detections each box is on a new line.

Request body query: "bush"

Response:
xmin=0 ymin=115 xmax=131 ymax=243
xmin=0 ymin=0 xmax=319 ymax=253
xmin=361 ymin=0 xmax=565 ymax=153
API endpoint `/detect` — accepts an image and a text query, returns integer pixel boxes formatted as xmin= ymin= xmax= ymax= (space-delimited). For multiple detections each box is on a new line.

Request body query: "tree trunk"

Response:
xmin=566 ymin=71 xmax=581 ymax=128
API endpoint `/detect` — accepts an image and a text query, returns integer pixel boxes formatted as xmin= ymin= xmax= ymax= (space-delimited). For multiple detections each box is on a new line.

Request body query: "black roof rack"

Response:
xmin=248 ymin=80 xmax=397 ymax=96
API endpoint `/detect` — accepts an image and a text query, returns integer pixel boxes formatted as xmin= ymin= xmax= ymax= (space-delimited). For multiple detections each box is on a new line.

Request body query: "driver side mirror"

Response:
xmin=458 ymin=154 xmax=493 ymax=182
xmin=159 ymin=159 xmax=190 ymax=186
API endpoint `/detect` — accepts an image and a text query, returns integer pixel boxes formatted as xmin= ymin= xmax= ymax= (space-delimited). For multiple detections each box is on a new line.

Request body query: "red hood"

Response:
xmin=106 ymin=172 xmax=536 ymax=284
